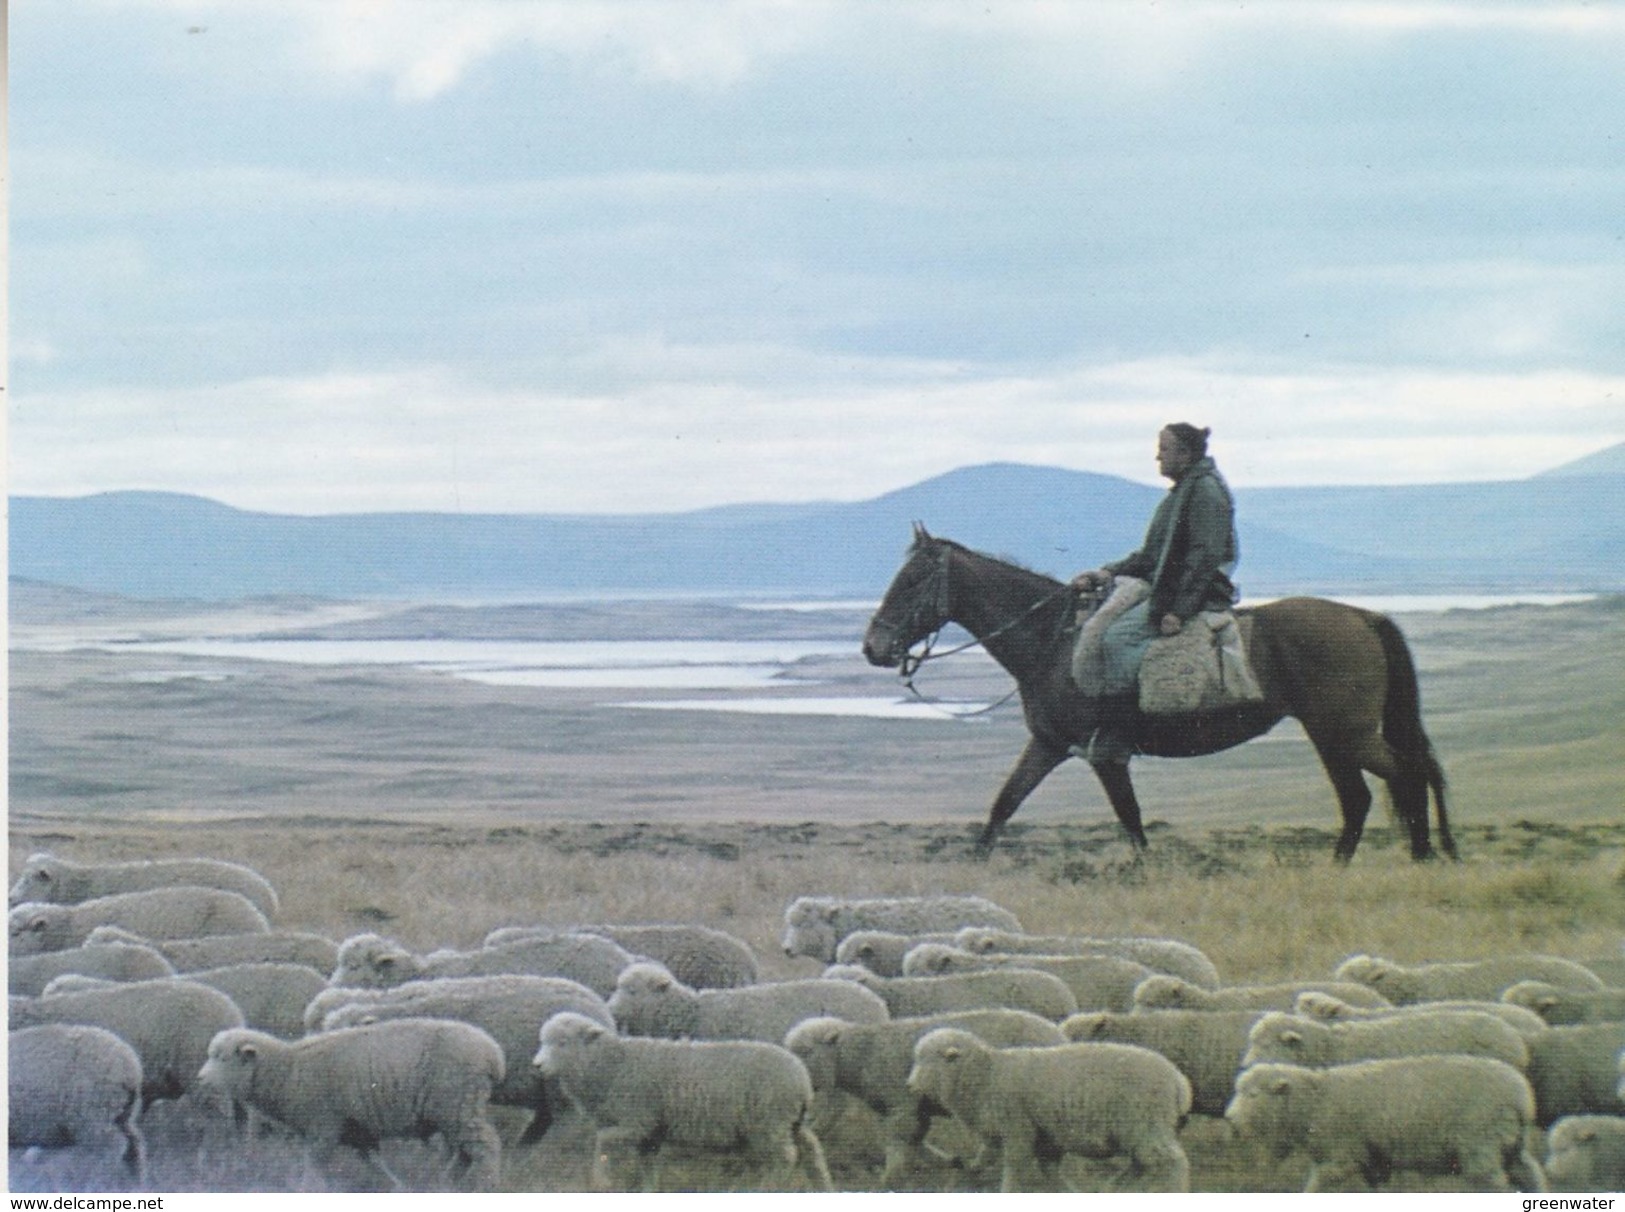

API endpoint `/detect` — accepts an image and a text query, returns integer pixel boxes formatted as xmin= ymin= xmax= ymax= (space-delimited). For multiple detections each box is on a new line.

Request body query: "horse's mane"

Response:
xmin=920 ymin=535 xmax=1064 ymax=587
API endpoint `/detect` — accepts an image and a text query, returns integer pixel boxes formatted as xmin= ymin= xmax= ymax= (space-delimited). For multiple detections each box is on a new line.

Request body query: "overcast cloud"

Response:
xmin=10 ymin=0 xmax=1624 ymax=513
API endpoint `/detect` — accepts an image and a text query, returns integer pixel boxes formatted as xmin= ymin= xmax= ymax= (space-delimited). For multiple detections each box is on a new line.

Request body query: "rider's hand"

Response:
xmin=1159 ymin=613 xmax=1183 ymax=636
xmin=1071 ymin=570 xmax=1109 ymax=591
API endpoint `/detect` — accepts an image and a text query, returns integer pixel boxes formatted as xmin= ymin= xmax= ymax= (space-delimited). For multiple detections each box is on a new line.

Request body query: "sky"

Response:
xmin=8 ymin=0 xmax=1625 ymax=514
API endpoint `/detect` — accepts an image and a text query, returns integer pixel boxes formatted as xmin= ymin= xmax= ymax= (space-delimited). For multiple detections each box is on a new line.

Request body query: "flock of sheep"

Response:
xmin=9 ymin=850 xmax=1625 ymax=1193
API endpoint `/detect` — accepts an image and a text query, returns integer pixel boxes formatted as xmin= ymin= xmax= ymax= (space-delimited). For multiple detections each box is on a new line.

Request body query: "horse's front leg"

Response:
xmin=1090 ymin=760 xmax=1150 ymax=850
xmin=975 ymin=738 xmax=1067 ymax=856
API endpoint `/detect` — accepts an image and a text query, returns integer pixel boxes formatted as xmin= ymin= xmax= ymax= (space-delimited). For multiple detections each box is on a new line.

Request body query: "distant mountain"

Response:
xmin=10 ymin=461 xmax=1622 ymax=601
xmin=1534 ymin=440 xmax=1625 ymax=479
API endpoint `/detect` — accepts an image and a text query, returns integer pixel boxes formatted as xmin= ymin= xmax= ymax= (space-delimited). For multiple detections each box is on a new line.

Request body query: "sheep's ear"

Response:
xmin=1268 ymin=1077 xmax=1291 ymax=1096
xmin=376 ymin=955 xmax=395 ymax=971
xmin=1280 ymin=1030 xmax=1303 ymax=1046
xmin=941 ymin=1044 xmax=961 ymax=1061
xmin=855 ymin=943 xmax=874 ymax=959
xmin=821 ymin=906 xmax=839 ymax=923
xmin=1535 ymin=996 xmax=1558 ymax=1012
xmin=26 ymin=915 xmax=49 ymax=935
xmin=237 ymin=1042 xmax=259 ymax=1061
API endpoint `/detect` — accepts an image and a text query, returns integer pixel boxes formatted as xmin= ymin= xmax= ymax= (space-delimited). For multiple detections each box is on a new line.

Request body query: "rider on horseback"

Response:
xmin=1071 ymin=423 xmax=1240 ymax=764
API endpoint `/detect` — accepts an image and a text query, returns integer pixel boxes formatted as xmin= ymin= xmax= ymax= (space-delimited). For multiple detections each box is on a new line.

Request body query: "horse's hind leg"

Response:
xmin=1309 ymin=738 xmax=1374 ymax=862
xmin=1090 ymin=760 xmax=1150 ymax=851
xmin=1325 ymin=732 xmax=1436 ymax=862
xmin=975 ymin=739 xmax=1066 ymax=856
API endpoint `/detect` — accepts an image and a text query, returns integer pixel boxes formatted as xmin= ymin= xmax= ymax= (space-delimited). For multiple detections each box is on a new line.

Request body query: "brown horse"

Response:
xmin=862 ymin=526 xmax=1453 ymax=862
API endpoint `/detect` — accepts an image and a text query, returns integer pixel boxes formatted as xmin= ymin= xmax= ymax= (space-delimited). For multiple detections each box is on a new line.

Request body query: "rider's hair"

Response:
xmin=1163 ymin=423 xmax=1210 ymax=457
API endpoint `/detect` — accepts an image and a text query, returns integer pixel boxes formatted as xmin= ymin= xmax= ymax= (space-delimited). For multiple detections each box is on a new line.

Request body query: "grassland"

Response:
xmin=7 ymin=590 xmax=1625 ymax=1192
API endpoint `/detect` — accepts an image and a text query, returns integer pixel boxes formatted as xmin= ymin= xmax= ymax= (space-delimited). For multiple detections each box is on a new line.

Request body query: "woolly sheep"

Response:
xmin=1294 ymin=989 xmax=1550 ymax=1040
xmin=823 ymin=962 xmax=1078 ymax=1021
xmin=834 ymin=930 xmax=960 ymax=977
xmin=184 ymin=962 xmax=329 ymax=1039
xmin=1225 ymin=1056 xmax=1545 ymax=1192
xmin=781 ymin=895 xmax=1022 ymax=963
xmin=1504 ymin=980 xmax=1625 ymax=1026
xmin=9 ymin=940 xmax=176 ymax=996
xmin=1543 ymin=1115 xmax=1625 ymax=1192
xmin=332 ymin=931 xmax=632 ymax=998
xmin=1132 ymin=973 xmax=1391 ymax=1013
xmin=11 ymin=852 xmax=280 ymax=920
xmin=487 ymin=922 xmax=759 ymax=989
xmin=534 ymin=1009 xmax=833 ymax=1192
xmin=903 ymin=942 xmax=1151 ymax=1012
xmin=10 ymin=1024 xmax=146 ymax=1182
xmin=1241 ymin=1008 xmax=1529 ymax=1071
xmin=86 ymin=925 xmax=340 ymax=975
xmin=1525 ymin=1022 xmax=1625 ymax=1124
xmin=1335 ymin=954 xmax=1606 ymax=1005
xmin=955 ymin=927 xmax=1222 ymax=990
xmin=319 ymin=973 xmax=614 ymax=1143
xmin=10 ymin=888 xmax=270 ymax=955
xmin=609 ymin=960 xmax=888 ymax=1041
xmin=784 ymin=1010 xmax=1065 ymax=1185
xmin=1062 ymin=1009 xmax=1265 ymax=1115
xmin=198 ymin=1019 xmax=505 ymax=1190
xmin=906 ymin=1028 xmax=1192 ymax=1192
xmin=11 ymin=977 xmax=245 ymax=1103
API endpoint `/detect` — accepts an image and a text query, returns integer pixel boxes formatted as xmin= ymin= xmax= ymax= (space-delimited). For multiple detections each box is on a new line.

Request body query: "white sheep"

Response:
xmin=903 ymin=942 xmax=1151 ymax=1012
xmin=332 ymin=931 xmax=632 ymax=998
xmin=9 ymin=940 xmax=176 ymax=996
xmin=906 ymin=1028 xmax=1192 ymax=1191
xmin=1294 ymin=989 xmax=1551 ymax=1039
xmin=781 ymin=895 xmax=1023 ymax=963
xmin=319 ymin=973 xmax=614 ymax=1143
xmin=955 ymin=927 xmax=1222 ymax=990
xmin=10 ymin=852 xmax=280 ymax=920
xmin=1132 ymin=973 xmax=1391 ymax=1012
xmin=834 ymin=930 xmax=961 ymax=977
xmin=609 ymin=960 xmax=888 ymax=1041
xmin=86 ymin=925 xmax=341 ymax=975
xmin=1504 ymin=980 xmax=1625 ymax=1026
xmin=823 ymin=962 xmax=1078 ymax=1021
xmin=783 ymin=1009 xmax=1065 ymax=1185
xmin=1241 ymin=1008 xmax=1530 ymax=1071
xmin=1225 ymin=1056 xmax=1546 ymax=1192
xmin=1543 ymin=1115 xmax=1625 ymax=1192
xmin=534 ymin=1009 xmax=833 ymax=1192
xmin=11 ymin=888 xmax=270 ymax=955
xmin=1335 ymin=953 xmax=1606 ymax=1005
xmin=10 ymin=1024 xmax=147 ymax=1183
xmin=198 ymin=1019 xmax=505 ymax=1190
xmin=11 ymin=977 xmax=245 ymax=1103
xmin=185 ymin=962 xmax=330 ymax=1039
xmin=1061 ymin=1009 xmax=1265 ymax=1115
xmin=487 ymin=922 xmax=759 ymax=989
xmin=1526 ymin=1022 xmax=1625 ymax=1125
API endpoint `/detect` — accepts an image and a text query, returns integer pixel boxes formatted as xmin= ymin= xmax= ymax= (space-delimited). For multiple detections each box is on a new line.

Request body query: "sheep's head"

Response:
xmin=533 ymin=1010 xmax=611 ymax=1078
xmin=1131 ymin=975 xmax=1193 ymax=1010
xmin=9 ymin=855 xmax=66 ymax=907
xmin=955 ymin=927 xmax=1002 ymax=954
xmin=332 ymin=933 xmax=415 ymax=988
xmin=901 ymin=943 xmax=957 ymax=977
xmin=1241 ymin=1013 xmax=1318 ymax=1069
xmin=197 ymin=1028 xmax=278 ymax=1098
xmin=782 ymin=898 xmax=841 ymax=961
xmin=1224 ymin=1064 xmax=1314 ymax=1157
xmin=906 ymin=1027 xmax=982 ymax=1109
xmin=8 ymin=905 xmax=65 ymax=955
xmin=1061 ymin=1012 xmax=1111 ymax=1042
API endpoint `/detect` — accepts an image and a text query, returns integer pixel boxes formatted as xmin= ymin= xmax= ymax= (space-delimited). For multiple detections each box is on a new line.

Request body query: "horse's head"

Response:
xmin=862 ymin=523 xmax=951 ymax=668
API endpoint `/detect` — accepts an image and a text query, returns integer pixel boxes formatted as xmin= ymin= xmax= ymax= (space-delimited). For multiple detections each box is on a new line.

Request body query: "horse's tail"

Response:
xmin=1371 ymin=614 xmax=1455 ymax=859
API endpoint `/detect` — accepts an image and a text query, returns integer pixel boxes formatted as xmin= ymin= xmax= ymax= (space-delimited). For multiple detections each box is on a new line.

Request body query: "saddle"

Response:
xmin=1070 ymin=577 xmax=1264 ymax=715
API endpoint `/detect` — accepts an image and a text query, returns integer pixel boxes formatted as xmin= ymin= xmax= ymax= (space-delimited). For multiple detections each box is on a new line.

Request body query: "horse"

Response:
xmin=862 ymin=525 xmax=1453 ymax=863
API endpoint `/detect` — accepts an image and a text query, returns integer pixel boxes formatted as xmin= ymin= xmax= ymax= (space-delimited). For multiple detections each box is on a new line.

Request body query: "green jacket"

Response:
xmin=1104 ymin=456 xmax=1239 ymax=621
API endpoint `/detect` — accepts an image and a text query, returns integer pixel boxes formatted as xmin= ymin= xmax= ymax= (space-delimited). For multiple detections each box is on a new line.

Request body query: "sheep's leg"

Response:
xmin=793 ymin=1121 xmax=835 ymax=1192
xmin=591 ymin=1128 xmax=648 ymax=1192
xmin=446 ymin=1119 xmax=502 ymax=1191
xmin=1505 ymin=1144 xmax=1547 ymax=1193
xmin=1127 ymin=1137 xmax=1191 ymax=1193
xmin=1302 ymin=1159 xmax=1361 ymax=1192
xmin=996 ymin=1127 xmax=1048 ymax=1192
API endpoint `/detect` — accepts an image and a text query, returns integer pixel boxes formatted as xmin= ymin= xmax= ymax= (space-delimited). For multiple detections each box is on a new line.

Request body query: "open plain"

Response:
xmin=8 ymin=587 xmax=1625 ymax=1191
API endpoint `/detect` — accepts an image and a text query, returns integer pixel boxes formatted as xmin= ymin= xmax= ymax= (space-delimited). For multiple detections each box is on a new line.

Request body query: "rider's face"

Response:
xmin=1157 ymin=430 xmax=1194 ymax=481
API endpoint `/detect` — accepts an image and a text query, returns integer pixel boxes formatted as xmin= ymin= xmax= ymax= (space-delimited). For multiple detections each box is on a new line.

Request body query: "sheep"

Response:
xmin=1335 ymin=953 xmax=1606 ymax=1005
xmin=834 ymin=930 xmax=961 ymax=977
xmin=608 ymin=960 xmax=888 ymax=1041
xmin=902 ymin=942 xmax=1152 ymax=1012
xmin=10 ymin=851 xmax=280 ymax=920
xmin=44 ymin=964 xmax=328 ymax=1045
xmin=1543 ymin=1115 xmax=1625 ymax=1192
xmin=86 ymin=925 xmax=341 ymax=975
xmin=317 ymin=973 xmax=614 ymax=1143
xmin=10 ymin=1024 xmax=147 ymax=1182
xmin=905 ymin=1028 xmax=1192 ymax=1192
xmin=1132 ymin=973 xmax=1392 ymax=1013
xmin=822 ymin=962 xmax=1078 ymax=1021
xmin=1241 ymin=1008 xmax=1530 ymax=1072
xmin=332 ymin=931 xmax=633 ymax=999
xmin=486 ymin=922 xmax=759 ymax=989
xmin=534 ymin=1009 xmax=833 ymax=1192
xmin=198 ymin=1019 xmax=505 ymax=1191
xmin=1525 ymin=1022 xmax=1625 ymax=1124
xmin=9 ymin=940 xmax=176 ymax=996
xmin=10 ymin=977 xmax=245 ymax=1103
xmin=955 ymin=927 xmax=1222 ymax=990
xmin=1225 ymin=1056 xmax=1545 ymax=1192
xmin=781 ymin=895 xmax=1023 ymax=963
xmin=1061 ymin=1009 xmax=1266 ymax=1115
xmin=783 ymin=1010 xmax=1065 ymax=1185
xmin=1504 ymin=980 xmax=1625 ymax=1026
xmin=1294 ymin=989 xmax=1551 ymax=1040
xmin=10 ymin=888 xmax=270 ymax=955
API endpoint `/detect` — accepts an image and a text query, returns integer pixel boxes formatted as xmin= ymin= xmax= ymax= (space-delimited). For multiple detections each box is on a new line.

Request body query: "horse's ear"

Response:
xmin=912 ymin=520 xmax=931 ymax=543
